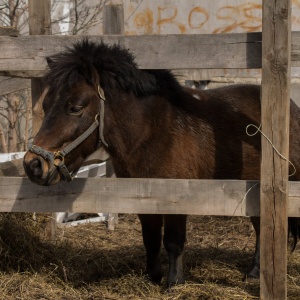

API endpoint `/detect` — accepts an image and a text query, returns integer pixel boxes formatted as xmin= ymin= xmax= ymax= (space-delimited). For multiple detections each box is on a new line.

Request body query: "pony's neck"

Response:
xmin=103 ymin=92 xmax=173 ymax=173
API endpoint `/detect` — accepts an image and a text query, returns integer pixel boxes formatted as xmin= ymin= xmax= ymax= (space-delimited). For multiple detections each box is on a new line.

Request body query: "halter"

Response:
xmin=28 ymin=85 xmax=108 ymax=183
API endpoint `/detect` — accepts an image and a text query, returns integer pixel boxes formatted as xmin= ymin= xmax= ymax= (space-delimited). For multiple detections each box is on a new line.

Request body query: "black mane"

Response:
xmin=45 ymin=39 xmax=182 ymax=97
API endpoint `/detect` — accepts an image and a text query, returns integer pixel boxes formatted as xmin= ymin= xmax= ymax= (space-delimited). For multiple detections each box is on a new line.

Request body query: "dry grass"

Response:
xmin=0 ymin=213 xmax=299 ymax=299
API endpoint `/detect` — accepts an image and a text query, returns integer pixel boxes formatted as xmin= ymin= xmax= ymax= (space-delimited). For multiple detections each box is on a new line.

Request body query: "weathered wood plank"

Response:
xmin=260 ymin=0 xmax=291 ymax=299
xmin=0 ymin=32 xmax=263 ymax=77
xmin=28 ymin=0 xmax=54 ymax=240
xmin=3 ymin=31 xmax=300 ymax=78
xmin=0 ymin=177 xmax=299 ymax=216
xmin=103 ymin=4 xmax=124 ymax=35
xmin=0 ymin=158 xmax=26 ymax=177
xmin=2 ymin=32 xmax=300 ymax=78
xmin=28 ymin=0 xmax=51 ymax=36
xmin=0 ymin=178 xmax=260 ymax=214
xmin=0 ymin=26 xmax=19 ymax=37
xmin=0 ymin=76 xmax=30 ymax=96
xmin=29 ymin=0 xmax=51 ymax=136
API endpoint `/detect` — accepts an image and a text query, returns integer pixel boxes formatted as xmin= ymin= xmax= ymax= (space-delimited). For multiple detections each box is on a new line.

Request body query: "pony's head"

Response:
xmin=23 ymin=41 xmax=110 ymax=185
xmin=23 ymin=40 xmax=161 ymax=185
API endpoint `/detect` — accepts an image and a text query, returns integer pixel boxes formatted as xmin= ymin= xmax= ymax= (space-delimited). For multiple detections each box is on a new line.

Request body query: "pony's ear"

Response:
xmin=46 ymin=57 xmax=55 ymax=70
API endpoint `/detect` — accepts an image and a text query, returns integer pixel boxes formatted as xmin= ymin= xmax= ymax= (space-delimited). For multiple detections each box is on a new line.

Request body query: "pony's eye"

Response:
xmin=69 ymin=105 xmax=84 ymax=115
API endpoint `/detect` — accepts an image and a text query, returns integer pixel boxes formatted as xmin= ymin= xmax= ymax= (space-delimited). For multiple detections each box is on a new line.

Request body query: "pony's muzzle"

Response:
xmin=23 ymin=151 xmax=59 ymax=185
xmin=28 ymin=157 xmax=43 ymax=177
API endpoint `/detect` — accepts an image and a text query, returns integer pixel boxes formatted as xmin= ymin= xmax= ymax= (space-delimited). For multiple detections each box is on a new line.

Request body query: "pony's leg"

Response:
xmin=247 ymin=216 xmax=260 ymax=279
xmin=138 ymin=214 xmax=163 ymax=283
xmin=163 ymin=214 xmax=187 ymax=286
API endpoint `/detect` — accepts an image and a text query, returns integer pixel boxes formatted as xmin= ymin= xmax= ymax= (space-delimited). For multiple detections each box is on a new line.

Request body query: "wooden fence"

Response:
xmin=0 ymin=0 xmax=298 ymax=298
xmin=0 ymin=32 xmax=299 ymax=77
xmin=0 ymin=177 xmax=299 ymax=217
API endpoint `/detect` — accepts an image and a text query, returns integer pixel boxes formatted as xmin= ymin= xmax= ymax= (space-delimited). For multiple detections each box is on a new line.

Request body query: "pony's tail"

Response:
xmin=288 ymin=217 xmax=300 ymax=252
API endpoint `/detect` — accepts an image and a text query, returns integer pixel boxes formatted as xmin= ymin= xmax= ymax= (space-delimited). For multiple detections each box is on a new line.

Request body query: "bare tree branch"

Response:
xmin=0 ymin=0 xmax=27 ymax=30
xmin=51 ymin=0 xmax=108 ymax=35
xmin=0 ymin=0 xmax=107 ymax=152
xmin=0 ymin=122 xmax=8 ymax=153
xmin=0 ymin=112 xmax=11 ymax=124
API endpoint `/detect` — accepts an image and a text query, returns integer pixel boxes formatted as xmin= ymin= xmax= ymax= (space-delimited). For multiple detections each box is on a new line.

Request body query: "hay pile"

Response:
xmin=0 ymin=213 xmax=299 ymax=299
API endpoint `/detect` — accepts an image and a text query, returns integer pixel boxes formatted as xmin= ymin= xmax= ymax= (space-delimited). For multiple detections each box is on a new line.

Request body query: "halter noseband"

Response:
xmin=28 ymin=85 xmax=108 ymax=183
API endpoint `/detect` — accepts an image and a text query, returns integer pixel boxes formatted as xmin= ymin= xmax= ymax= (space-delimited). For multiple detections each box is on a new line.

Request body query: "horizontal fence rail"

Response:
xmin=1 ymin=177 xmax=300 ymax=216
xmin=2 ymin=32 xmax=300 ymax=78
xmin=0 ymin=32 xmax=264 ymax=77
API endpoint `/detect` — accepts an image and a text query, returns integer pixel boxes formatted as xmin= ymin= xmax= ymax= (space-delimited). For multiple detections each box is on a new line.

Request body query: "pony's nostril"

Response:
xmin=29 ymin=158 xmax=43 ymax=177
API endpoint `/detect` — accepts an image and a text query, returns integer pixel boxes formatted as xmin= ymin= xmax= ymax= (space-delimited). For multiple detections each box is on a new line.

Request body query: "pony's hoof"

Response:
xmin=147 ymin=270 xmax=163 ymax=284
xmin=244 ymin=266 xmax=260 ymax=282
xmin=167 ymin=277 xmax=185 ymax=288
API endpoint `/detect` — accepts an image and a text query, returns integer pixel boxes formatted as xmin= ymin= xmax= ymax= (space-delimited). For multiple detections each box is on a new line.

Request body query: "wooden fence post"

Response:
xmin=0 ymin=27 xmax=19 ymax=153
xmin=102 ymin=3 xmax=124 ymax=230
xmin=103 ymin=4 xmax=124 ymax=35
xmin=28 ymin=0 xmax=56 ymax=240
xmin=28 ymin=0 xmax=51 ymax=135
xmin=260 ymin=0 xmax=291 ymax=299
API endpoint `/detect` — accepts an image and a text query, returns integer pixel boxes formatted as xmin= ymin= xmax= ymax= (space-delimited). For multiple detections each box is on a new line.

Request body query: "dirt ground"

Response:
xmin=0 ymin=213 xmax=299 ymax=299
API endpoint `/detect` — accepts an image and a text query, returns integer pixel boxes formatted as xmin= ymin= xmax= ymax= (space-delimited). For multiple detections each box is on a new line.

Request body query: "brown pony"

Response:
xmin=23 ymin=40 xmax=300 ymax=287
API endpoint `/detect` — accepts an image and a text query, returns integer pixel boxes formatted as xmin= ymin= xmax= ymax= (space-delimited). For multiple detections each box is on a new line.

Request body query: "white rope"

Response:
xmin=246 ymin=124 xmax=296 ymax=177
xmin=233 ymin=182 xmax=260 ymax=216
xmin=233 ymin=124 xmax=297 ymax=216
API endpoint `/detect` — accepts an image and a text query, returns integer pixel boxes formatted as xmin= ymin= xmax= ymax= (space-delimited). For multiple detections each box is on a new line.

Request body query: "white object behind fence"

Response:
xmin=0 ymin=152 xmax=109 ymax=225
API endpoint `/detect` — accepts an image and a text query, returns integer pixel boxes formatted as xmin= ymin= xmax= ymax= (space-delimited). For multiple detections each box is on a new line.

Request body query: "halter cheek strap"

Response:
xmin=28 ymin=84 xmax=107 ymax=182
xmin=98 ymin=85 xmax=108 ymax=147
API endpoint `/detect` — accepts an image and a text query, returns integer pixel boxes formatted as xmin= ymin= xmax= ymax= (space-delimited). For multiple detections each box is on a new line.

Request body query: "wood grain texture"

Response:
xmin=0 ymin=178 xmax=260 ymax=214
xmin=260 ymin=0 xmax=291 ymax=299
xmin=0 ymin=32 xmax=263 ymax=77
xmin=0 ymin=32 xmax=300 ymax=77
xmin=0 ymin=26 xmax=19 ymax=36
xmin=29 ymin=0 xmax=51 ymax=136
xmin=0 ymin=158 xmax=26 ymax=177
xmin=28 ymin=0 xmax=54 ymax=240
xmin=28 ymin=0 xmax=51 ymax=35
xmin=103 ymin=4 xmax=124 ymax=35
xmin=0 ymin=177 xmax=292 ymax=217
xmin=2 ymin=32 xmax=300 ymax=78
xmin=0 ymin=76 xmax=30 ymax=96
xmin=0 ymin=177 xmax=299 ymax=216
